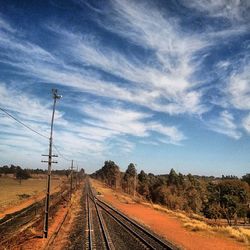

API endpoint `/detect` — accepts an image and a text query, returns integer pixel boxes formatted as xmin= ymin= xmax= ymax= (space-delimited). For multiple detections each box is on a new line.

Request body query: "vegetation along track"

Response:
xmin=87 ymin=180 xmax=178 ymax=250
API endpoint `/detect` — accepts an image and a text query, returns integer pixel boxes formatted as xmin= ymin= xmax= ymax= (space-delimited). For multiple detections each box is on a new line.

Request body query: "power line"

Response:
xmin=75 ymin=159 xmax=85 ymax=166
xmin=0 ymin=107 xmax=49 ymax=139
xmin=0 ymin=106 xmax=73 ymax=163
xmin=53 ymin=144 xmax=71 ymax=162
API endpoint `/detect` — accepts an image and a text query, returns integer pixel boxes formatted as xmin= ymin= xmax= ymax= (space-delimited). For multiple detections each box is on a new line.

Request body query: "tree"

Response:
xmin=203 ymin=203 xmax=221 ymax=221
xmin=149 ymin=176 xmax=166 ymax=203
xmin=138 ymin=170 xmax=147 ymax=183
xmin=0 ymin=165 xmax=9 ymax=175
xmin=185 ymin=186 xmax=203 ymax=213
xmin=247 ymin=208 xmax=250 ymax=224
xmin=219 ymin=180 xmax=249 ymax=225
xmin=168 ymin=168 xmax=179 ymax=186
xmin=106 ymin=161 xmax=120 ymax=189
xmin=123 ymin=163 xmax=137 ymax=196
xmin=91 ymin=162 xmax=250 ymax=220
xmin=92 ymin=161 xmax=120 ymax=189
xmin=138 ymin=170 xmax=150 ymax=198
xmin=242 ymin=174 xmax=250 ymax=185
xmin=10 ymin=165 xmax=18 ymax=174
xmin=204 ymin=180 xmax=249 ymax=225
xmin=16 ymin=168 xmax=31 ymax=184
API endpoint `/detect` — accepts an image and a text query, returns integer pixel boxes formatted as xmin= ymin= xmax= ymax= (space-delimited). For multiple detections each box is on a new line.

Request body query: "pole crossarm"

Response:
xmin=41 ymin=160 xmax=58 ymax=163
xmin=42 ymin=154 xmax=58 ymax=157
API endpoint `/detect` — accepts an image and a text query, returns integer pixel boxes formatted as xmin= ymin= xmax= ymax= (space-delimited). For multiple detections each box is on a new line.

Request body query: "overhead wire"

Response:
xmin=0 ymin=106 xmax=72 ymax=163
xmin=52 ymin=144 xmax=72 ymax=162
xmin=0 ymin=106 xmax=49 ymax=139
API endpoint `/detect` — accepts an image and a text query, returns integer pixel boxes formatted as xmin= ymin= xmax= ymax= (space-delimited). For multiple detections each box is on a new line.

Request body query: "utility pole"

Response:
xmin=134 ymin=174 xmax=136 ymax=198
xmin=70 ymin=160 xmax=73 ymax=200
xmin=42 ymin=89 xmax=61 ymax=238
xmin=76 ymin=164 xmax=78 ymax=187
xmin=134 ymin=164 xmax=137 ymax=199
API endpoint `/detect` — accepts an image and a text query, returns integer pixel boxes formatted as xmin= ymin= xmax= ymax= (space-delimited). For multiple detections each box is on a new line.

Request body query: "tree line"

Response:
xmin=0 ymin=164 xmax=77 ymax=176
xmin=0 ymin=165 xmax=31 ymax=184
xmin=0 ymin=164 xmax=85 ymax=184
xmin=92 ymin=161 xmax=250 ymax=225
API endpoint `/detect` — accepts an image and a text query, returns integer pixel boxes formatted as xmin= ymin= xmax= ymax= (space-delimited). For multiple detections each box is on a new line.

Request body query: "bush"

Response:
xmin=16 ymin=168 xmax=31 ymax=184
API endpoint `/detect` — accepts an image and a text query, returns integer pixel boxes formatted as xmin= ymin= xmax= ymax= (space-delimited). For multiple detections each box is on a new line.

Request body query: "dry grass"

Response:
xmin=239 ymin=228 xmax=250 ymax=242
xmin=183 ymin=217 xmax=250 ymax=244
xmin=0 ymin=176 xmax=62 ymax=212
xmin=138 ymin=200 xmax=250 ymax=245
xmin=182 ymin=220 xmax=250 ymax=244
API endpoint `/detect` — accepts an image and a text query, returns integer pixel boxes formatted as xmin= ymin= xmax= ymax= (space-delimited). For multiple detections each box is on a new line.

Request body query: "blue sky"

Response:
xmin=0 ymin=0 xmax=250 ymax=176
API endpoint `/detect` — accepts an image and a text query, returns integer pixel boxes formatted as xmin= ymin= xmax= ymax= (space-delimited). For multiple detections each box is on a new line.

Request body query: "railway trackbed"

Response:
xmin=86 ymin=181 xmax=178 ymax=250
xmin=86 ymin=191 xmax=112 ymax=249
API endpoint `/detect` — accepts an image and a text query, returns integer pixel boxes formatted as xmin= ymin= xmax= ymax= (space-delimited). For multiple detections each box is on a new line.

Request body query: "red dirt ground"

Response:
xmin=14 ymin=205 xmax=69 ymax=250
xmin=17 ymin=186 xmax=83 ymax=250
xmin=0 ymin=185 xmax=62 ymax=219
xmin=92 ymin=180 xmax=247 ymax=250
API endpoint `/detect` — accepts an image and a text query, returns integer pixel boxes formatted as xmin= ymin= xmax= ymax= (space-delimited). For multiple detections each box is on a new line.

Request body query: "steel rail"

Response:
xmin=88 ymin=195 xmax=112 ymax=250
xmin=87 ymin=181 xmax=112 ymax=250
xmin=97 ymin=201 xmax=156 ymax=249
xmin=95 ymin=198 xmax=175 ymax=250
xmin=87 ymin=194 xmax=93 ymax=250
xmin=87 ymin=179 xmax=177 ymax=250
xmin=87 ymin=182 xmax=156 ymax=249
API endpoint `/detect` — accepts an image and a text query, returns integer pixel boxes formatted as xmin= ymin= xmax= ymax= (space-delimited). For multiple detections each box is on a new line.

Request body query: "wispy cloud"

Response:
xmin=228 ymin=64 xmax=250 ymax=110
xmin=0 ymin=0 xmax=250 ymax=172
xmin=78 ymin=102 xmax=185 ymax=144
xmin=181 ymin=0 xmax=250 ymax=23
xmin=1 ymin=2 xmax=247 ymax=121
xmin=147 ymin=122 xmax=186 ymax=145
xmin=0 ymin=15 xmax=16 ymax=33
xmin=206 ymin=110 xmax=241 ymax=139
xmin=0 ymin=4 xmax=209 ymax=116
xmin=0 ymin=82 xmax=186 ymax=170
xmin=242 ymin=113 xmax=250 ymax=134
xmin=95 ymin=0 xmax=209 ymax=114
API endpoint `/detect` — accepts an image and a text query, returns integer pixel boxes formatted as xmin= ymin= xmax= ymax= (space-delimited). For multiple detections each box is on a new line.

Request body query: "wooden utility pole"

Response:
xmin=70 ymin=160 xmax=73 ymax=199
xmin=133 ymin=164 xmax=137 ymax=199
xmin=76 ymin=164 xmax=78 ymax=187
xmin=42 ymin=89 xmax=61 ymax=238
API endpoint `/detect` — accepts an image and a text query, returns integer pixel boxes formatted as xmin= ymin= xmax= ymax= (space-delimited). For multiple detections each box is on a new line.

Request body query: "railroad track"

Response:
xmin=86 ymin=181 xmax=178 ymax=250
xmin=86 ymin=184 xmax=113 ymax=250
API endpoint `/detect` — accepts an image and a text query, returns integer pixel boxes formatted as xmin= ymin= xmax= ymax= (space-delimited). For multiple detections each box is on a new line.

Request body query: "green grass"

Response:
xmin=0 ymin=176 xmax=62 ymax=212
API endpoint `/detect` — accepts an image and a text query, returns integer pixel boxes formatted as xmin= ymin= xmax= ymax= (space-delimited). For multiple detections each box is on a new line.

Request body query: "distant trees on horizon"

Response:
xmin=0 ymin=164 xmax=83 ymax=177
xmin=15 ymin=167 xmax=31 ymax=184
xmin=0 ymin=165 xmax=31 ymax=184
xmin=92 ymin=161 xmax=250 ymax=225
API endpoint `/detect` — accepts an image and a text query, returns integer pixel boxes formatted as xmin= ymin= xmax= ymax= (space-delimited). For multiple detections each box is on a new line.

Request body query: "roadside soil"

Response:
xmin=0 ymin=186 xmax=60 ymax=219
xmin=48 ymin=186 xmax=84 ymax=250
xmin=91 ymin=179 xmax=248 ymax=250
xmin=0 ymin=178 xmax=64 ymax=219
xmin=9 ymin=184 xmax=83 ymax=250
